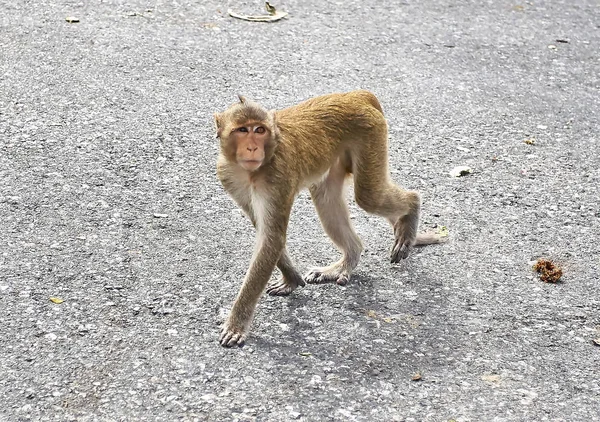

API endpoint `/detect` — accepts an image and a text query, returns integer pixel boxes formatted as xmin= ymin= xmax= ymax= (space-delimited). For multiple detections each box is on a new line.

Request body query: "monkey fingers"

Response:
xmin=266 ymin=277 xmax=305 ymax=296
xmin=220 ymin=323 xmax=247 ymax=347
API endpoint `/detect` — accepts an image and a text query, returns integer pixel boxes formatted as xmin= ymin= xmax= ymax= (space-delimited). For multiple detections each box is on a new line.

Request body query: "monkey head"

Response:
xmin=214 ymin=95 xmax=280 ymax=172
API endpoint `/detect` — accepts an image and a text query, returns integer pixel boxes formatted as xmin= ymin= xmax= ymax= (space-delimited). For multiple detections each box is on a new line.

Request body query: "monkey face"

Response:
xmin=214 ymin=96 xmax=279 ymax=172
xmin=230 ymin=124 xmax=270 ymax=171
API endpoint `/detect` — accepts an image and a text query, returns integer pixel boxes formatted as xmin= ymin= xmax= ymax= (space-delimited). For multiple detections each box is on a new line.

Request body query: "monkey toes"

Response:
xmin=391 ymin=235 xmax=412 ymax=262
xmin=304 ymin=267 xmax=350 ymax=286
xmin=391 ymin=215 xmax=418 ymax=263
xmin=391 ymin=237 xmax=412 ymax=262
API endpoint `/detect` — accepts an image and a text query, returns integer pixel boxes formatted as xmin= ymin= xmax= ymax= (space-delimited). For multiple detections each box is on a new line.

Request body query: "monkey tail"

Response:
xmin=413 ymin=231 xmax=449 ymax=246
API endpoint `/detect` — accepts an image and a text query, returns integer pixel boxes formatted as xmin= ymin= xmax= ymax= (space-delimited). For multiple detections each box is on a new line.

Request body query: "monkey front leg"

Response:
xmin=236 ymin=200 xmax=304 ymax=297
xmin=221 ymin=229 xmax=287 ymax=347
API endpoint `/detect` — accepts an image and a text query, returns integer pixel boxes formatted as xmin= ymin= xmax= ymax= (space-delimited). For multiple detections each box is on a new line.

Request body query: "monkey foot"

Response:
xmin=392 ymin=213 xmax=418 ymax=263
xmin=391 ymin=238 xmax=412 ymax=263
xmin=304 ymin=267 xmax=350 ymax=286
xmin=266 ymin=277 xmax=304 ymax=296
xmin=220 ymin=323 xmax=247 ymax=348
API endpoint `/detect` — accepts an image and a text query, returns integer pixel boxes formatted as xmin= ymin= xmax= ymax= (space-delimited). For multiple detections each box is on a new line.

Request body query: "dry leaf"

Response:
xmin=265 ymin=1 xmax=277 ymax=15
xmin=49 ymin=297 xmax=64 ymax=304
xmin=298 ymin=351 xmax=312 ymax=357
xmin=482 ymin=374 xmax=501 ymax=383
xmin=437 ymin=226 xmax=449 ymax=237
xmin=592 ymin=338 xmax=600 ymax=346
xmin=524 ymin=138 xmax=536 ymax=145
xmin=404 ymin=315 xmax=420 ymax=329
xmin=365 ymin=310 xmax=378 ymax=318
xmin=533 ymin=258 xmax=563 ymax=283
xmin=65 ymin=17 xmax=80 ymax=23
xmin=228 ymin=2 xmax=288 ymax=22
xmin=411 ymin=372 xmax=422 ymax=381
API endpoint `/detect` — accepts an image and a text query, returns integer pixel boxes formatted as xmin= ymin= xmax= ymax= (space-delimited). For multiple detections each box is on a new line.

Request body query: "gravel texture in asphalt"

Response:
xmin=1 ymin=0 xmax=599 ymax=421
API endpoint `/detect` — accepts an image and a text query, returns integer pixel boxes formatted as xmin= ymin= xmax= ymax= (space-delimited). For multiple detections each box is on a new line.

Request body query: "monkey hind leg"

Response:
xmin=305 ymin=160 xmax=363 ymax=286
xmin=352 ymin=142 xmax=421 ymax=262
xmin=266 ymin=248 xmax=305 ymax=296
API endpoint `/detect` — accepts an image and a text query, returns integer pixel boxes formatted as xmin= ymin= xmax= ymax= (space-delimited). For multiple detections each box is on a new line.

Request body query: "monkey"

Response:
xmin=214 ymin=90 xmax=445 ymax=347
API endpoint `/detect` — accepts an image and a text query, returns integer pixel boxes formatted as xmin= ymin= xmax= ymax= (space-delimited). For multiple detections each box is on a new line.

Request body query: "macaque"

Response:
xmin=214 ymin=90 xmax=444 ymax=347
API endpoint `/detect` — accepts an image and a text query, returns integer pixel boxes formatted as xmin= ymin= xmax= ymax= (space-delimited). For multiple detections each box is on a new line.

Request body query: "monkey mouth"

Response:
xmin=239 ymin=160 xmax=263 ymax=171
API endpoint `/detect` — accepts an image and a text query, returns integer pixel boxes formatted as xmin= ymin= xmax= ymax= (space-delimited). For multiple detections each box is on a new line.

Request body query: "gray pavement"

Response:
xmin=1 ymin=0 xmax=599 ymax=421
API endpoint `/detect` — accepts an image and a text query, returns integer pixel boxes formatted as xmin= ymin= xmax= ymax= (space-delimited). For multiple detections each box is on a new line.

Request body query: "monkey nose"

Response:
xmin=247 ymin=146 xmax=258 ymax=152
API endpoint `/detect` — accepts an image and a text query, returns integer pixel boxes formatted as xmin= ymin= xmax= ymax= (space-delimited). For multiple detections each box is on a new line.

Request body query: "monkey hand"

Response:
xmin=220 ymin=314 xmax=251 ymax=347
xmin=266 ymin=274 xmax=305 ymax=296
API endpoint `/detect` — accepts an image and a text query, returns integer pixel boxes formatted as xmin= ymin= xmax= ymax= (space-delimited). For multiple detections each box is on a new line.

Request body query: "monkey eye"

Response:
xmin=254 ymin=126 xmax=266 ymax=134
xmin=237 ymin=127 xmax=249 ymax=133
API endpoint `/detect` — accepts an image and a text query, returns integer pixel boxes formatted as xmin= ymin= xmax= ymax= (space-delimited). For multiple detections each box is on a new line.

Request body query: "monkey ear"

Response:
xmin=269 ymin=109 xmax=277 ymax=125
xmin=214 ymin=113 xmax=222 ymax=138
xmin=268 ymin=110 xmax=280 ymax=136
xmin=237 ymin=94 xmax=246 ymax=104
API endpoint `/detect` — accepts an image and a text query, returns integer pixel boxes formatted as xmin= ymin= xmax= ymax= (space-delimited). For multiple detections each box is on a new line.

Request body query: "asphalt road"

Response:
xmin=1 ymin=0 xmax=599 ymax=421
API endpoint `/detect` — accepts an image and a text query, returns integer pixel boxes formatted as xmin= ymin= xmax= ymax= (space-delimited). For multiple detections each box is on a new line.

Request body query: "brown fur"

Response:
xmin=214 ymin=90 xmax=442 ymax=347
